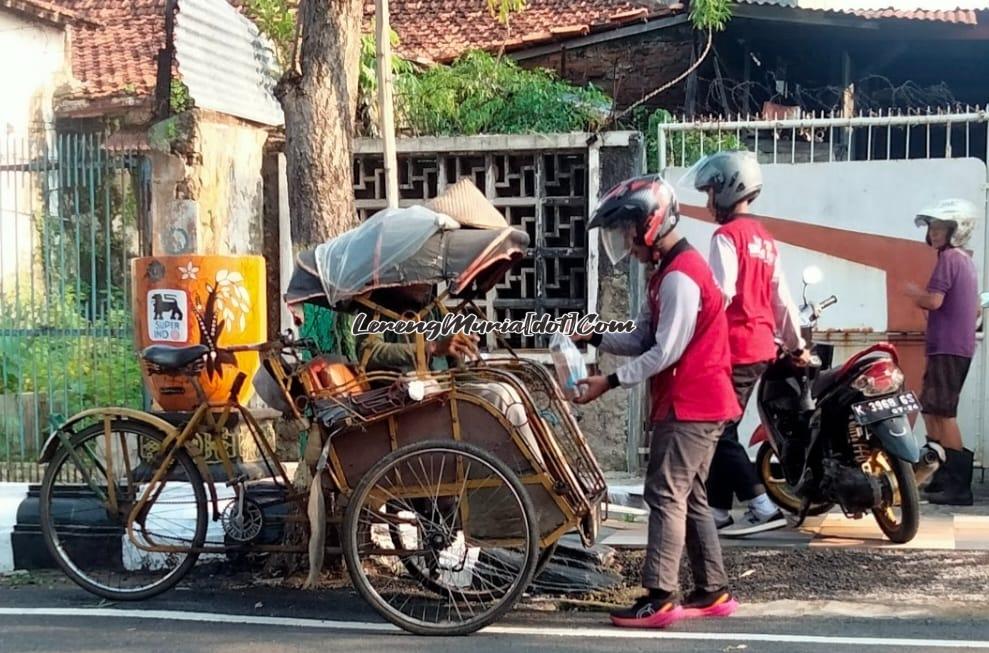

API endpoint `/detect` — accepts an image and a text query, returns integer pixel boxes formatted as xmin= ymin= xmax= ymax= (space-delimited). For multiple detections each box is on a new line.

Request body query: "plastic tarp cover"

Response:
xmin=314 ymin=206 xmax=459 ymax=306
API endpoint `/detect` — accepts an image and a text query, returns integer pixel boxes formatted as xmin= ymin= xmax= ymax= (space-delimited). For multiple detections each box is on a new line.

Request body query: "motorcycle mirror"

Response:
xmin=981 ymin=291 xmax=989 ymax=309
xmin=802 ymin=266 xmax=824 ymax=286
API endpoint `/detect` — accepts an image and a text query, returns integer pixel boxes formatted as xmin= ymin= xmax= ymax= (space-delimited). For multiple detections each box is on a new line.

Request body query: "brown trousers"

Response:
xmin=641 ymin=417 xmax=729 ymax=593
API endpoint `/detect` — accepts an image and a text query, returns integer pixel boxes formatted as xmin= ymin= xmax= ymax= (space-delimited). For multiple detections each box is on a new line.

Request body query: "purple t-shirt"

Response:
xmin=926 ymin=247 xmax=979 ymax=357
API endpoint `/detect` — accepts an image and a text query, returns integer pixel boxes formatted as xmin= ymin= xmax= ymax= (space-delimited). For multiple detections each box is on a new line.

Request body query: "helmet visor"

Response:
xmin=672 ymin=155 xmax=716 ymax=195
xmin=600 ymin=221 xmax=638 ymax=265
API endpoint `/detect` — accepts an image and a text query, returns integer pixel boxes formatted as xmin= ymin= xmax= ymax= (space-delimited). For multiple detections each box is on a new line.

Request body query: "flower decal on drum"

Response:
xmin=178 ymin=262 xmax=199 ymax=280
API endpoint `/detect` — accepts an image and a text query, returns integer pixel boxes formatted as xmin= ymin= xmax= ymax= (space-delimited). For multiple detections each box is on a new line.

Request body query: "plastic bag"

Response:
xmin=313 ymin=205 xmax=459 ymax=305
xmin=549 ymin=333 xmax=588 ymax=400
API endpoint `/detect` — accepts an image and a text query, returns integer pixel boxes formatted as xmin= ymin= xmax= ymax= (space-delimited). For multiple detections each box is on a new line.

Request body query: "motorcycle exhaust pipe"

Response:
xmin=913 ymin=441 xmax=946 ymax=487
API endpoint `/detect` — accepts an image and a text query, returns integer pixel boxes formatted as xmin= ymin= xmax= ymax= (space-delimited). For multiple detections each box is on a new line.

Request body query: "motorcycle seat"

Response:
xmin=812 ymin=352 xmax=892 ymax=398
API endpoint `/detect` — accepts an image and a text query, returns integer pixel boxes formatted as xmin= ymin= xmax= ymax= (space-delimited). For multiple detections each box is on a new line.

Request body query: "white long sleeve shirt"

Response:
xmin=709 ymin=233 xmax=805 ymax=352
xmin=597 ymin=271 xmax=701 ymax=387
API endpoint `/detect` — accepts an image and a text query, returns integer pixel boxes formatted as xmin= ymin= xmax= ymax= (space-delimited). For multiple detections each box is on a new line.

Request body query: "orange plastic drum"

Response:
xmin=307 ymin=359 xmax=368 ymax=396
xmin=132 ymin=255 xmax=267 ymax=411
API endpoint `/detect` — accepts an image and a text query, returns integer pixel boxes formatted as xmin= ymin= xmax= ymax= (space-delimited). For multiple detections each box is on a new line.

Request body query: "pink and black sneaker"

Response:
xmin=681 ymin=588 xmax=739 ymax=620
xmin=610 ymin=595 xmax=685 ymax=629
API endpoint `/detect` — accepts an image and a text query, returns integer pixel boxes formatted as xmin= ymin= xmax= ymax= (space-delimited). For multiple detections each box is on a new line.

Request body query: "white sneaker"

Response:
xmin=715 ymin=515 xmax=734 ymax=530
xmin=719 ymin=508 xmax=787 ymax=538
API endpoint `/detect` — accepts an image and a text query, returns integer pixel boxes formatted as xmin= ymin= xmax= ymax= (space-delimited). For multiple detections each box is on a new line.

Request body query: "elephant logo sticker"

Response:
xmin=148 ymin=290 xmax=189 ymax=342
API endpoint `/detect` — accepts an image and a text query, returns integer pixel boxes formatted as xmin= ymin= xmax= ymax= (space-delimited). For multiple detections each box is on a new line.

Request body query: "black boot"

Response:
xmin=926 ymin=448 xmax=974 ymax=507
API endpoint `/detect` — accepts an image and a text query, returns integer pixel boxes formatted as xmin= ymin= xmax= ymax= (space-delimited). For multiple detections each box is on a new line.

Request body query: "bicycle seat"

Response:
xmin=141 ymin=344 xmax=209 ymax=371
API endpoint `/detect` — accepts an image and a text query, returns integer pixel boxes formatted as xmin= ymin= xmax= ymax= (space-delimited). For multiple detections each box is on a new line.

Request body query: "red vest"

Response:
xmin=714 ymin=216 xmax=779 ymax=365
xmin=647 ymin=241 xmax=741 ymax=423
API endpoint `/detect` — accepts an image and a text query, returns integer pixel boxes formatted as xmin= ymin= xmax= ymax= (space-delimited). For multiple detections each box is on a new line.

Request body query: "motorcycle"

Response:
xmin=749 ymin=266 xmax=942 ymax=544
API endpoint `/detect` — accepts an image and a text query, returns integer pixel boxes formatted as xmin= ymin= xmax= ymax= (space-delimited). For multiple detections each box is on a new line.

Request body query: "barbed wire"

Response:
xmin=699 ymin=71 xmax=960 ymax=117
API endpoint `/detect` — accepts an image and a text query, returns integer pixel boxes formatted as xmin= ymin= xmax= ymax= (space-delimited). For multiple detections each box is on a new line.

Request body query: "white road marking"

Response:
xmin=0 ymin=607 xmax=987 ymax=648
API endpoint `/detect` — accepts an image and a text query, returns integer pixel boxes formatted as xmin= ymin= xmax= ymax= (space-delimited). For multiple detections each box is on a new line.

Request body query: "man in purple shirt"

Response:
xmin=906 ymin=199 xmax=980 ymax=506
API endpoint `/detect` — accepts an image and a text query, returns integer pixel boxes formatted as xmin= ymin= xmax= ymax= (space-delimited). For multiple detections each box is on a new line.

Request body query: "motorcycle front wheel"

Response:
xmin=868 ymin=451 xmax=920 ymax=544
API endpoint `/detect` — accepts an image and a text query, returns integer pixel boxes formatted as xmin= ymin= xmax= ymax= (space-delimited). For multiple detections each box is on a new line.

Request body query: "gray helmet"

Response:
xmin=691 ymin=151 xmax=762 ymax=218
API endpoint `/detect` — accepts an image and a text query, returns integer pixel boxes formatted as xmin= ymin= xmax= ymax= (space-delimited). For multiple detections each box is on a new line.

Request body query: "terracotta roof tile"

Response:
xmin=852 ymin=8 xmax=977 ymax=24
xmin=49 ymin=0 xmax=167 ymax=102
xmin=0 ymin=0 xmax=88 ymax=26
xmin=367 ymin=0 xmax=685 ymax=64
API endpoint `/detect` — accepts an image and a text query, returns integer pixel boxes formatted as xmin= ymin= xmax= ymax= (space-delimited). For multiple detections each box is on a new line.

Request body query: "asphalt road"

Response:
xmin=1 ymin=583 xmax=988 ymax=653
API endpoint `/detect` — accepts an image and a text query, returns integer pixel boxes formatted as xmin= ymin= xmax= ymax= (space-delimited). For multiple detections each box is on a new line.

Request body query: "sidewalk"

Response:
xmin=601 ymin=478 xmax=989 ymax=551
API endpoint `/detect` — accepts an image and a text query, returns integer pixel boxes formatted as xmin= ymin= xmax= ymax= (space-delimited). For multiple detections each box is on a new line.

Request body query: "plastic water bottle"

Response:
xmin=549 ymin=333 xmax=587 ymax=400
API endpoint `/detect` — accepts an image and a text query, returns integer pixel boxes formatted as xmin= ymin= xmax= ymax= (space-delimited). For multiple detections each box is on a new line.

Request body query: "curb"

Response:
xmin=1 ymin=483 xmax=28 ymax=572
xmin=0 ymin=481 xmax=289 ymax=574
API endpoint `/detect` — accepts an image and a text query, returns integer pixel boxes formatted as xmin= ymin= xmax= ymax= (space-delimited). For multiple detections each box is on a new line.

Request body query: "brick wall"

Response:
xmin=520 ymin=27 xmax=694 ymax=112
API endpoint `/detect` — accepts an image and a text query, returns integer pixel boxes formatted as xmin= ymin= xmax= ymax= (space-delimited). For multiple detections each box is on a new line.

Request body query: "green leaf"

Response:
xmin=688 ymin=0 xmax=733 ymax=31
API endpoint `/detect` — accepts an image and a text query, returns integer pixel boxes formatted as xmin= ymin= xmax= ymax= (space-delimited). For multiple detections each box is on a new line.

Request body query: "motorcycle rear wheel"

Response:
xmin=869 ymin=451 xmax=920 ymax=544
xmin=756 ymin=442 xmax=833 ymax=517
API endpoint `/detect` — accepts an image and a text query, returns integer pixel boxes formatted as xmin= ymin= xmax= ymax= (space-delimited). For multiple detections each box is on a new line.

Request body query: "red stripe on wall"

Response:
xmin=680 ymin=204 xmax=937 ymax=332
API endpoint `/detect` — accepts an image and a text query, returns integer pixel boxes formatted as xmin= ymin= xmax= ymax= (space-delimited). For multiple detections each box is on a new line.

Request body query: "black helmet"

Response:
xmin=588 ymin=174 xmax=680 ymax=264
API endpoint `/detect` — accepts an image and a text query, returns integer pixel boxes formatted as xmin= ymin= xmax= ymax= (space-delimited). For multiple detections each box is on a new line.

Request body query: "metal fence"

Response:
xmin=625 ymin=107 xmax=989 ymax=471
xmin=657 ymin=107 xmax=989 ymax=168
xmin=0 ymin=130 xmax=149 ymax=482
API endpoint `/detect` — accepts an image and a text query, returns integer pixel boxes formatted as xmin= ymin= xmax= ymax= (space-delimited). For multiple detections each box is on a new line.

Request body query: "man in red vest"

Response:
xmin=690 ymin=151 xmax=809 ymax=537
xmin=574 ymin=175 xmax=741 ymax=628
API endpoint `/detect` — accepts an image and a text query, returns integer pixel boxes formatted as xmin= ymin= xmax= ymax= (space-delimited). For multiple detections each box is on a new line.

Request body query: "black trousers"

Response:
xmin=706 ymin=362 xmax=769 ymax=511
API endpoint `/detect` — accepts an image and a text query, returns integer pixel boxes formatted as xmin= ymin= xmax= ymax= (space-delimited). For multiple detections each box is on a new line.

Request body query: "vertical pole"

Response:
xmin=685 ymin=34 xmax=699 ymax=119
xmin=742 ymin=41 xmax=752 ymax=116
xmin=586 ymin=141 xmax=601 ymax=321
xmin=841 ymin=50 xmax=854 ymax=159
xmin=625 ymin=126 xmax=660 ymax=475
xmin=277 ymin=154 xmax=294 ymax=334
xmin=375 ymin=0 xmax=399 ymax=209
xmin=978 ymin=112 xmax=989 ymax=466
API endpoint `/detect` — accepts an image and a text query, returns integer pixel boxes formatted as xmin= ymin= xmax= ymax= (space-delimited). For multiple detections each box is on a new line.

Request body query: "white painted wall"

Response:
xmin=678 ymin=218 xmax=889 ymax=331
xmin=668 ymin=158 xmax=989 ymax=463
xmin=671 ymin=158 xmax=987 ymax=297
xmin=0 ymin=11 xmax=68 ymax=293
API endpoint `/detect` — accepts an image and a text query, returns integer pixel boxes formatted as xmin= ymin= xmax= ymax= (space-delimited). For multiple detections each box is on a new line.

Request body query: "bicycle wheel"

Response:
xmin=387 ymin=512 xmax=557 ymax=600
xmin=343 ymin=440 xmax=539 ymax=636
xmin=39 ymin=420 xmax=208 ymax=601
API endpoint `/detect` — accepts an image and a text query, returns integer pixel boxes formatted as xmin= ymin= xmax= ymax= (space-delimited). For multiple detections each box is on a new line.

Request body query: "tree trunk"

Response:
xmin=276 ymin=0 xmax=364 ymax=247
xmin=266 ymin=0 xmax=363 ymax=580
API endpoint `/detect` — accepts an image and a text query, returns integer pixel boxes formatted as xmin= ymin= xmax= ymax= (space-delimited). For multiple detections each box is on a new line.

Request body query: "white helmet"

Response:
xmin=914 ymin=199 xmax=979 ymax=248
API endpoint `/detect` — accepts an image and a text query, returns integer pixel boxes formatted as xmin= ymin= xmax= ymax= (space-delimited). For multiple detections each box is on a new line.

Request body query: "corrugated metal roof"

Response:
xmin=174 ymin=0 xmax=284 ymax=127
xmin=734 ymin=0 xmax=985 ymax=24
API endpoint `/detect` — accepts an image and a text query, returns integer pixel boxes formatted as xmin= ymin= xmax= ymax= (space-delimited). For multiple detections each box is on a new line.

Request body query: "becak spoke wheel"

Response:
xmin=39 ymin=421 xmax=207 ymax=601
xmin=343 ymin=440 xmax=539 ymax=636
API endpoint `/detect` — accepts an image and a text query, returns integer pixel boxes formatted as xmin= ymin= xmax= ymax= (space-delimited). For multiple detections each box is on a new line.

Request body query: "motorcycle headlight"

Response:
xmin=851 ymin=360 xmax=905 ymax=397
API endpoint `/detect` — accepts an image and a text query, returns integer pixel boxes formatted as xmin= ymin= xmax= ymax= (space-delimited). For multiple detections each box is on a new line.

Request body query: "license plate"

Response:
xmin=851 ymin=392 xmax=921 ymax=425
